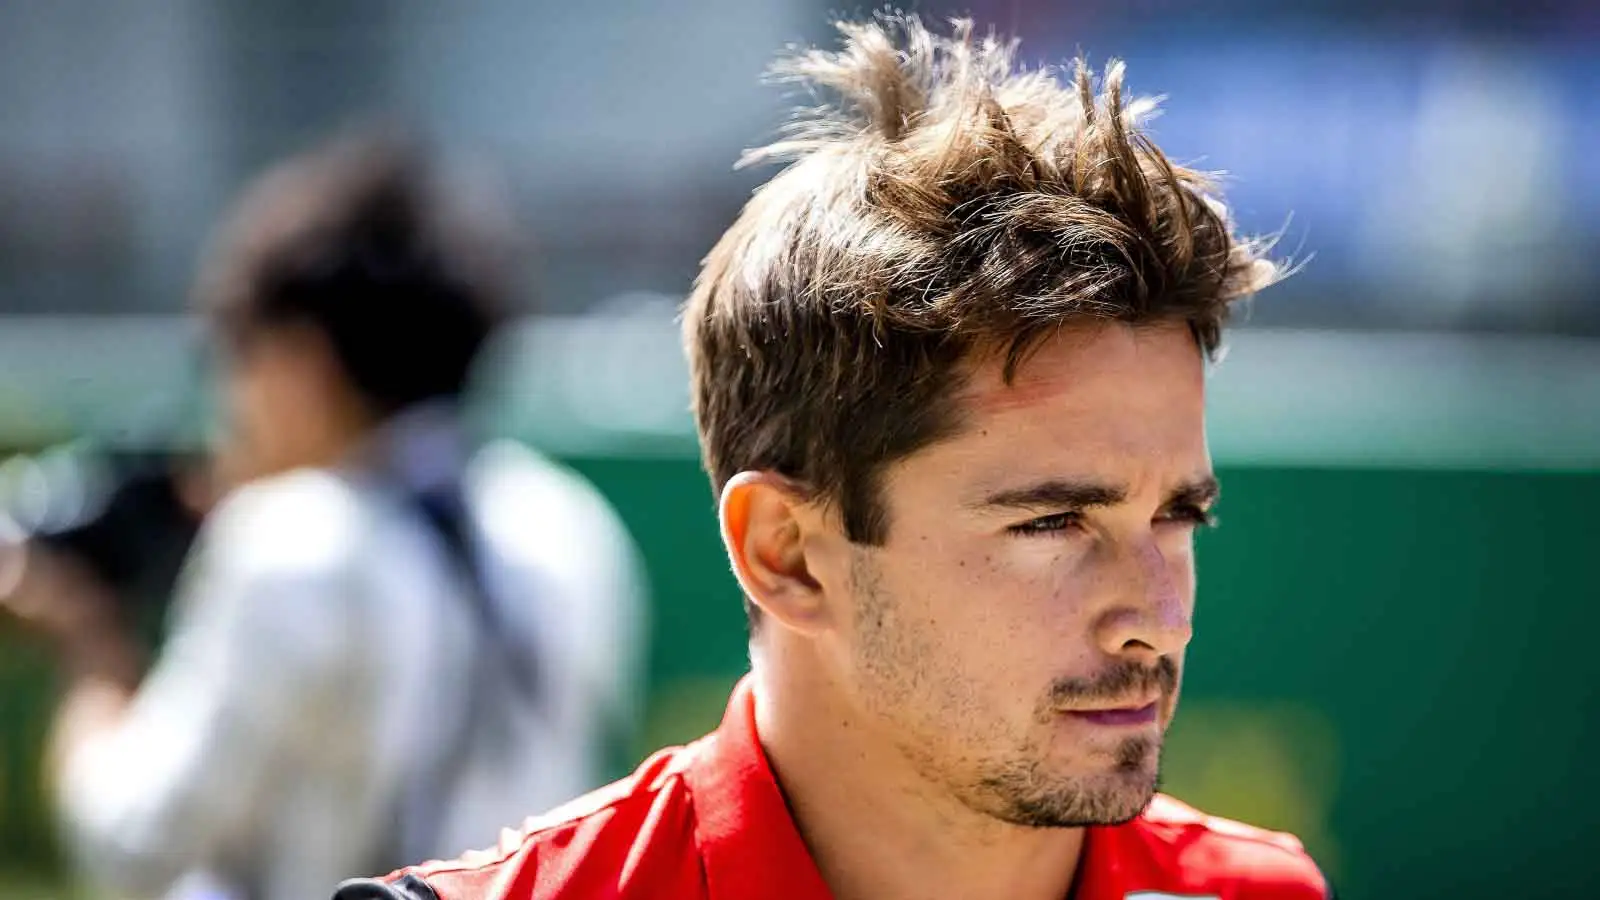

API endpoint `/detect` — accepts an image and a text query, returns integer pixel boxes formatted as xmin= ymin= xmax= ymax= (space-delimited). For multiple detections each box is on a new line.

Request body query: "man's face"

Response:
xmin=842 ymin=320 xmax=1212 ymax=828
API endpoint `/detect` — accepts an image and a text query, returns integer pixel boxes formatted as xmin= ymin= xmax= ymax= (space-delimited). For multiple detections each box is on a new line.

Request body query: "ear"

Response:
xmin=718 ymin=471 xmax=839 ymax=636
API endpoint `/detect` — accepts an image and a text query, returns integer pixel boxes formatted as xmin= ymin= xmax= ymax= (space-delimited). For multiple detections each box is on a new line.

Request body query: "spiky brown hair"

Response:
xmin=684 ymin=14 xmax=1283 ymax=602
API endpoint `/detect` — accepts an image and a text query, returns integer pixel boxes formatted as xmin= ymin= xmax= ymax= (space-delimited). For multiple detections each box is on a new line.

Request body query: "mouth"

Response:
xmin=1062 ymin=699 xmax=1160 ymax=727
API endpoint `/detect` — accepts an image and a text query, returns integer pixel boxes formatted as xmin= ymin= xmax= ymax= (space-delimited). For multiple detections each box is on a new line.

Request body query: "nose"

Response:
xmin=1092 ymin=538 xmax=1193 ymax=663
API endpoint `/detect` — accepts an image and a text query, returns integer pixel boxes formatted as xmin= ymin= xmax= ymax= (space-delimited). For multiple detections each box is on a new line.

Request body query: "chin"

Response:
xmin=1106 ymin=769 xmax=1160 ymax=816
xmin=977 ymin=759 xmax=1159 ymax=829
xmin=1082 ymin=769 xmax=1160 ymax=826
xmin=998 ymin=780 xmax=1155 ymax=829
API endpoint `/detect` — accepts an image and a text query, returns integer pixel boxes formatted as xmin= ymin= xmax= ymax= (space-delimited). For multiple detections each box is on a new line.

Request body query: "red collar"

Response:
xmin=681 ymin=676 xmax=835 ymax=900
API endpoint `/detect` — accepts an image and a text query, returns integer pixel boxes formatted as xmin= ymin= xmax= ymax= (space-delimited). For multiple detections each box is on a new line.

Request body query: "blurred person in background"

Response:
xmin=338 ymin=14 xmax=1330 ymax=900
xmin=0 ymin=127 xmax=648 ymax=900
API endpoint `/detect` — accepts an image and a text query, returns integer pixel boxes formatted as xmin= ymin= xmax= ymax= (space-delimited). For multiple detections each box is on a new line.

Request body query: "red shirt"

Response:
xmin=334 ymin=677 xmax=1331 ymax=900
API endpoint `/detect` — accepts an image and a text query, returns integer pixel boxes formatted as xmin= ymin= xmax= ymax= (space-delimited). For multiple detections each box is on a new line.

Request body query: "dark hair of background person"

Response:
xmin=195 ymin=126 xmax=522 ymax=416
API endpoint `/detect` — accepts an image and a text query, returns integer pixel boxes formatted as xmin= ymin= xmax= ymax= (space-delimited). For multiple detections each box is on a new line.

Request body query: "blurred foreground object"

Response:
xmin=9 ymin=125 xmax=648 ymax=900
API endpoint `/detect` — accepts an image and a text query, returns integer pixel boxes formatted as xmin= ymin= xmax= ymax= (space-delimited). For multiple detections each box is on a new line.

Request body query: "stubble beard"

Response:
xmin=850 ymin=550 xmax=1168 ymax=830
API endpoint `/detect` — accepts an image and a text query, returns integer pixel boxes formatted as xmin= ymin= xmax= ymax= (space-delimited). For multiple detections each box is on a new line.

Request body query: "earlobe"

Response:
xmin=718 ymin=472 xmax=829 ymax=634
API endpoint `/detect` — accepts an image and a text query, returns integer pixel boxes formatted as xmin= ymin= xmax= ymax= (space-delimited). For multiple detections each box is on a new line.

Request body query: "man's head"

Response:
xmin=195 ymin=128 xmax=515 ymax=481
xmin=685 ymin=16 xmax=1282 ymax=828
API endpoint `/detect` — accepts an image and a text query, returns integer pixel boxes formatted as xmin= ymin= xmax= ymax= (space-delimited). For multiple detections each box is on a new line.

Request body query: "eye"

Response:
xmin=1157 ymin=503 xmax=1216 ymax=529
xmin=1007 ymin=511 xmax=1084 ymax=536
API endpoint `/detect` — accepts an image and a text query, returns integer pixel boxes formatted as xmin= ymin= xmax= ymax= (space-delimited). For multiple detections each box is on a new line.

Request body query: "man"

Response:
xmin=337 ymin=15 xmax=1330 ymax=900
xmin=1 ymin=130 xmax=647 ymax=900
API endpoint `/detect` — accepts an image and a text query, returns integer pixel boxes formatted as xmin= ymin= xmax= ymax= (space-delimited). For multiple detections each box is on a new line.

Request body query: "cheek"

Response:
xmin=224 ymin=375 xmax=264 ymax=437
xmin=1157 ymin=532 xmax=1199 ymax=610
xmin=227 ymin=369 xmax=303 ymax=462
xmin=884 ymin=538 xmax=1102 ymax=683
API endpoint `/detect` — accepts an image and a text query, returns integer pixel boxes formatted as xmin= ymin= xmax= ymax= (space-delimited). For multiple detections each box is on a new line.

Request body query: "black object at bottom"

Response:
xmin=332 ymin=874 xmax=439 ymax=900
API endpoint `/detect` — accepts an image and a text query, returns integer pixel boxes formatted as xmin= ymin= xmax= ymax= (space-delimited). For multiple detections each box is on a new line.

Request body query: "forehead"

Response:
xmin=968 ymin=320 xmax=1204 ymax=414
xmin=892 ymin=321 xmax=1210 ymax=497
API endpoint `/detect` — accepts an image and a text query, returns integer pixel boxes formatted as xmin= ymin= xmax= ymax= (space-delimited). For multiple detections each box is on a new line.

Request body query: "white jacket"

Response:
xmin=54 ymin=410 xmax=648 ymax=900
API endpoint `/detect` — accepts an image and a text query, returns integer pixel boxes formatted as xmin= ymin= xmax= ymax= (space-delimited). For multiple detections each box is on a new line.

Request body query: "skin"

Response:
xmin=219 ymin=323 xmax=378 ymax=485
xmin=1 ymin=322 xmax=374 ymax=777
xmin=721 ymin=319 xmax=1215 ymax=900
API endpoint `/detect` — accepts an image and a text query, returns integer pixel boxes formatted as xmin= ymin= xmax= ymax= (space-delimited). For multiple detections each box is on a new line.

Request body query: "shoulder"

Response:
xmin=171 ymin=469 xmax=377 ymax=653
xmin=466 ymin=441 xmax=637 ymax=556
xmin=198 ymin=468 xmax=369 ymax=579
xmin=1118 ymin=794 xmax=1333 ymax=899
xmin=336 ymin=743 xmax=707 ymax=900
xmin=465 ymin=441 xmax=647 ymax=621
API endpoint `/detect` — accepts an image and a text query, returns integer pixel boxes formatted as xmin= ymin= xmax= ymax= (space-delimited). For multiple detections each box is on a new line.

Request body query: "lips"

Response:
xmin=1064 ymin=700 xmax=1160 ymax=726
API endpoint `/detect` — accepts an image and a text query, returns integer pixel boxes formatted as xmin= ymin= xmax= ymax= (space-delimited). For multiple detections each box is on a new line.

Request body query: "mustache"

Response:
xmin=1046 ymin=656 xmax=1178 ymax=708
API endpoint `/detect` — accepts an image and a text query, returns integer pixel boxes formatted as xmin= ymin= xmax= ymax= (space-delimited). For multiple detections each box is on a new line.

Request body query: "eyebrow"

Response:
xmin=1167 ymin=476 xmax=1222 ymax=510
xmin=973 ymin=475 xmax=1220 ymax=513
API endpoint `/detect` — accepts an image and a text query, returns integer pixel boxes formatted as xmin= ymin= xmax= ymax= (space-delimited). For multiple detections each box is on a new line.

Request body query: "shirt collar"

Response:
xmin=1066 ymin=823 xmax=1128 ymax=900
xmin=682 ymin=675 xmax=835 ymax=900
xmin=341 ymin=400 xmax=470 ymax=494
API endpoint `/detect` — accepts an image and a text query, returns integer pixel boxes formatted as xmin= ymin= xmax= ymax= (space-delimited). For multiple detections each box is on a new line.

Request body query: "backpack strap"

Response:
xmin=376 ymin=481 xmax=539 ymax=872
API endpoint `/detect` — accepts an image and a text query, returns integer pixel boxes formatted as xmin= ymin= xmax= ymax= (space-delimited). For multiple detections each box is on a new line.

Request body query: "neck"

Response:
xmin=292 ymin=391 xmax=383 ymax=476
xmin=751 ymin=644 xmax=1086 ymax=900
